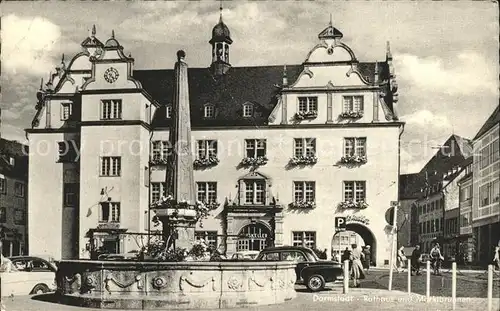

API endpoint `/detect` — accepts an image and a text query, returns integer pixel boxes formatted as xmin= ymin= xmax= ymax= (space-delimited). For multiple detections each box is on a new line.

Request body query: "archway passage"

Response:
xmin=331 ymin=223 xmax=377 ymax=266
xmin=236 ymin=222 xmax=271 ymax=252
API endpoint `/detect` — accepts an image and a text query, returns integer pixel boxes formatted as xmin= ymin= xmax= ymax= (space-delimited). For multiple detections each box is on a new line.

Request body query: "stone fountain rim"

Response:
xmin=56 ymin=259 xmax=297 ymax=268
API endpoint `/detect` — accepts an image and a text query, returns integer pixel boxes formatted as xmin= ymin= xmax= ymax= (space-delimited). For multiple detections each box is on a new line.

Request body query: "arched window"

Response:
xmin=237 ymin=222 xmax=271 ymax=251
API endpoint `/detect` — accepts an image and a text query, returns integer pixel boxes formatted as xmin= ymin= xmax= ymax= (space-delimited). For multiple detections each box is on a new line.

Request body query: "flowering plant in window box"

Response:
xmin=193 ymin=156 xmax=219 ymax=168
xmin=295 ymin=110 xmax=318 ymax=120
xmin=203 ymin=201 xmax=220 ymax=210
xmin=340 ymin=154 xmax=367 ymax=164
xmin=288 ymin=201 xmax=316 ymax=209
xmin=240 ymin=156 xmax=268 ymax=167
xmin=289 ymin=155 xmax=318 ymax=166
xmin=150 ymin=155 xmax=168 ymax=165
xmin=339 ymin=111 xmax=363 ymax=119
xmin=337 ymin=200 xmax=368 ymax=210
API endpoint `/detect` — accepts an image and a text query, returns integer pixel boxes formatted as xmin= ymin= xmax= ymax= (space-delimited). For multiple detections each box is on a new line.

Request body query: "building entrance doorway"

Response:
xmin=331 ymin=223 xmax=376 ymax=266
xmin=237 ymin=222 xmax=271 ymax=252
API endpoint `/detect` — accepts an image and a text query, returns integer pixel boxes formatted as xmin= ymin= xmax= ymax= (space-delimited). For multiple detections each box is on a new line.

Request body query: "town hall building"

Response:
xmin=26 ymin=14 xmax=402 ymax=266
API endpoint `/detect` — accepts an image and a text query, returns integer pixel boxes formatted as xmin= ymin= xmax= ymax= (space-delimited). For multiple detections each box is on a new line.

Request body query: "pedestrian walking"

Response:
xmin=350 ymin=244 xmax=365 ymax=287
xmin=362 ymin=245 xmax=371 ymax=273
xmin=430 ymin=243 xmax=444 ymax=275
xmin=411 ymin=245 xmax=422 ymax=275
xmin=397 ymin=246 xmax=407 ymax=273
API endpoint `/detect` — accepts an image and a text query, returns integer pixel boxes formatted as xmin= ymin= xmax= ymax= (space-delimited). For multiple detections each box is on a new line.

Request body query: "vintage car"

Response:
xmin=256 ymin=246 xmax=343 ymax=292
xmin=230 ymin=251 xmax=259 ymax=260
xmin=1 ymin=256 xmax=57 ymax=296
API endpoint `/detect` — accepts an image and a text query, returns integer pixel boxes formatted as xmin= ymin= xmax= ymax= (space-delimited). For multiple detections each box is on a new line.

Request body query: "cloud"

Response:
xmin=0 ymin=122 xmax=28 ymax=144
xmin=394 ymin=52 xmax=498 ymax=96
xmin=401 ymin=110 xmax=452 ymax=129
xmin=2 ymin=14 xmax=62 ymax=75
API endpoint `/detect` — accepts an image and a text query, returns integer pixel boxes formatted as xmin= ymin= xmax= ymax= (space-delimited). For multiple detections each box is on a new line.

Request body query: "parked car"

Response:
xmin=231 ymin=251 xmax=259 ymax=260
xmin=256 ymin=246 xmax=343 ymax=292
xmin=1 ymin=256 xmax=57 ymax=296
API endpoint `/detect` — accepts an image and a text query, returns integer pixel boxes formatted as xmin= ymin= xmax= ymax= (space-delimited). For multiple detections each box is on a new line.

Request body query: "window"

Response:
xmin=292 ymin=231 xmax=316 ymax=249
xmin=100 ymin=157 xmax=121 ymax=176
xmin=197 ymin=140 xmax=218 ymax=159
xmin=243 ymin=103 xmax=253 ymax=117
xmin=196 ymin=182 xmax=217 ymax=203
xmin=58 ymin=140 xmax=78 ymax=162
xmin=460 ymin=185 xmax=472 ymax=202
xmin=344 ymin=137 xmax=366 ymax=157
xmin=262 ymin=252 xmax=280 ymax=261
xmin=14 ymin=182 xmax=25 ymax=197
xmin=245 ymin=139 xmax=267 ymax=158
xmin=64 ymin=183 xmax=78 ymax=206
xmin=343 ymin=96 xmax=364 ymax=112
xmin=101 ymin=99 xmax=122 ymax=120
xmin=99 ymin=202 xmax=120 ymax=223
xmin=298 ymin=97 xmax=318 ymax=113
xmin=151 ymin=182 xmax=166 ymax=203
xmin=152 ymin=141 xmax=170 ymax=160
xmin=293 ymin=181 xmax=316 ymax=202
xmin=195 ymin=231 xmax=217 ymax=248
xmin=419 ymin=223 xmax=422 ymax=234
xmin=0 ymin=177 xmax=5 ymax=194
xmin=282 ymin=251 xmax=306 ymax=262
xmin=204 ymin=104 xmax=215 ymax=118
xmin=60 ymin=102 xmax=73 ymax=121
xmin=14 ymin=209 xmax=25 ymax=225
xmin=343 ymin=181 xmax=366 ymax=202
xmin=0 ymin=207 xmax=6 ymax=223
xmin=479 ymin=181 xmax=499 ymax=207
xmin=244 ymin=180 xmax=266 ymax=205
xmin=165 ymin=105 xmax=172 ymax=119
xmin=293 ymin=138 xmax=316 ymax=157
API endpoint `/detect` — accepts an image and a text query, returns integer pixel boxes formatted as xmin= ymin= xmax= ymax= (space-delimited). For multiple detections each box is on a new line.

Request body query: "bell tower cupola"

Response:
xmin=209 ymin=3 xmax=232 ymax=76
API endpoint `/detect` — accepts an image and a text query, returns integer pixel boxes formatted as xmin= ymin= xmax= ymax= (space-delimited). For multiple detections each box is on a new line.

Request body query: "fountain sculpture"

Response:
xmin=54 ymin=51 xmax=297 ymax=309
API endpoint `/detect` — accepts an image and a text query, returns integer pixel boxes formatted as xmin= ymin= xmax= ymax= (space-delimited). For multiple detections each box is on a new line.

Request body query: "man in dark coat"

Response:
xmin=411 ymin=245 xmax=422 ymax=275
xmin=362 ymin=245 xmax=372 ymax=273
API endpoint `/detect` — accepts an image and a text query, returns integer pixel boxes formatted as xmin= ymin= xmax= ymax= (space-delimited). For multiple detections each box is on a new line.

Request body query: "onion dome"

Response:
xmin=104 ymin=30 xmax=121 ymax=49
xmin=210 ymin=16 xmax=232 ymax=44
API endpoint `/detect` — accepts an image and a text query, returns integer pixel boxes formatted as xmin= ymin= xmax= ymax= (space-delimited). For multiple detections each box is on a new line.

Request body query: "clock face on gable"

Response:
xmin=104 ymin=67 xmax=119 ymax=83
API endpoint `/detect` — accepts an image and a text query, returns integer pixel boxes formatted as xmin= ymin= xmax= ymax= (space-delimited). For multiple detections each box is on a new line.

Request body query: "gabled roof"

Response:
xmin=0 ymin=138 xmax=28 ymax=179
xmin=452 ymin=134 xmax=473 ymax=158
xmin=473 ymin=104 xmax=500 ymax=140
xmin=133 ymin=62 xmax=391 ymax=128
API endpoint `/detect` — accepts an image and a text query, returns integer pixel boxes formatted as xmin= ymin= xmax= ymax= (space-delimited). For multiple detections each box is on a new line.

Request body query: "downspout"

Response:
xmin=397 ymin=121 xmax=405 ymax=247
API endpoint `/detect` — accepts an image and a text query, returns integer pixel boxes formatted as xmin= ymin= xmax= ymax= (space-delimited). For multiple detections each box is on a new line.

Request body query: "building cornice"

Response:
xmin=281 ymin=85 xmax=380 ymax=93
xmin=153 ymin=121 xmax=404 ymax=131
xmin=80 ymin=120 xmax=152 ymax=131
xmin=25 ymin=128 xmax=80 ymax=134
xmin=80 ymin=88 xmax=160 ymax=108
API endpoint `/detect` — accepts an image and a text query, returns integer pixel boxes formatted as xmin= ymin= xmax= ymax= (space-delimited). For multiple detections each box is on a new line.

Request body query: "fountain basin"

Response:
xmin=55 ymin=260 xmax=297 ymax=309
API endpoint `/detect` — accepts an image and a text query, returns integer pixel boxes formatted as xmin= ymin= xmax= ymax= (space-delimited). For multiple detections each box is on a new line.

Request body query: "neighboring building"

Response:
xmin=26 ymin=16 xmax=402 ymax=266
xmin=0 ymin=138 xmax=29 ymax=256
xmin=471 ymin=104 xmax=499 ymax=264
xmin=457 ymin=157 xmax=474 ymax=263
xmin=399 ymin=173 xmax=422 ymax=247
xmin=415 ymin=135 xmax=472 ymax=253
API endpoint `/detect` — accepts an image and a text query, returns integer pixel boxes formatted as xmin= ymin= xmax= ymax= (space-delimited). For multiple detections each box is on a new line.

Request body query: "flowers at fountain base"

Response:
xmin=339 ymin=111 xmax=363 ymax=119
xmin=150 ymin=156 xmax=168 ymax=165
xmin=240 ymin=156 xmax=268 ymax=166
xmin=288 ymin=201 xmax=316 ymax=209
xmin=295 ymin=110 xmax=318 ymax=120
xmin=193 ymin=156 xmax=219 ymax=168
xmin=203 ymin=201 xmax=220 ymax=210
xmin=150 ymin=195 xmax=210 ymax=221
xmin=340 ymin=155 xmax=367 ymax=164
xmin=289 ymin=155 xmax=318 ymax=166
xmin=337 ymin=200 xmax=368 ymax=210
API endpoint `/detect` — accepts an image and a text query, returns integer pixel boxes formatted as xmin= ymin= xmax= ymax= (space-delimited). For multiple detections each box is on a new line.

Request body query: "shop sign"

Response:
xmin=240 ymin=233 xmax=268 ymax=239
xmin=346 ymin=215 xmax=370 ymax=225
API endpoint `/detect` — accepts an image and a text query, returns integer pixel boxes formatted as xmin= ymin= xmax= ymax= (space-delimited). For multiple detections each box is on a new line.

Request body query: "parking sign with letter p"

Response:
xmin=335 ymin=217 xmax=346 ymax=232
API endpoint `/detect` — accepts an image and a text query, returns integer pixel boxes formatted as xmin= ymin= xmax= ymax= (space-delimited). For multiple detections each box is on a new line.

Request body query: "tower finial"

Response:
xmin=39 ymin=78 xmax=44 ymax=90
xmin=219 ymin=0 xmax=223 ymax=22
xmin=92 ymin=24 xmax=96 ymax=36
xmin=283 ymin=64 xmax=288 ymax=86
xmin=386 ymin=41 xmax=392 ymax=60
xmin=329 ymin=13 xmax=332 ymax=26
xmin=61 ymin=53 xmax=65 ymax=63
xmin=111 ymin=29 xmax=115 ymax=39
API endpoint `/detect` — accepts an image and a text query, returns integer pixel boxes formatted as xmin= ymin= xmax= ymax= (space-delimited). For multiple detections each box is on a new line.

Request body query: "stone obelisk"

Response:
xmin=161 ymin=50 xmax=197 ymax=250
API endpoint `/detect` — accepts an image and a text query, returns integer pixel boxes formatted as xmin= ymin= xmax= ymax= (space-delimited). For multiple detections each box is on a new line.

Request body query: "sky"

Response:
xmin=1 ymin=1 xmax=498 ymax=174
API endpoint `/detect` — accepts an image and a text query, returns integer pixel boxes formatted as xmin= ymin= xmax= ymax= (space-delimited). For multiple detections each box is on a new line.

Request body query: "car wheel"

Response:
xmin=31 ymin=284 xmax=50 ymax=295
xmin=306 ymin=274 xmax=325 ymax=292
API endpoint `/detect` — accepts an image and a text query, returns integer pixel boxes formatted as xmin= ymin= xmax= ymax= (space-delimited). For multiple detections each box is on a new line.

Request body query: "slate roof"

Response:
xmin=473 ymin=104 xmax=500 ymax=140
xmin=0 ymin=138 xmax=29 ymax=179
xmin=133 ymin=61 xmax=390 ymax=128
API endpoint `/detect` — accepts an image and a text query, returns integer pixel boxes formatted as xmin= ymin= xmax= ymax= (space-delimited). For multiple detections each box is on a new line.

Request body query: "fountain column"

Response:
xmin=156 ymin=50 xmax=197 ymax=250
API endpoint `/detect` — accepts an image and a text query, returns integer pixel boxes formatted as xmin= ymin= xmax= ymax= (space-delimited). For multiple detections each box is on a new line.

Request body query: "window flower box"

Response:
xmin=240 ymin=156 xmax=268 ymax=167
xmin=338 ymin=200 xmax=368 ymax=210
xmin=295 ymin=110 xmax=318 ymax=120
xmin=150 ymin=155 xmax=168 ymax=165
xmin=340 ymin=155 xmax=367 ymax=164
xmin=193 ymin=156 xmax=219 ymax=169
xmin=203 ymin=201 xmax=220 ymax=210
xmin=339 ymin=111 xmax=363 ymax=119
xmin=289 ymin=155 xmax=318 ymax=166
xmin=288 ymin=201 xmax=316 ymax=209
